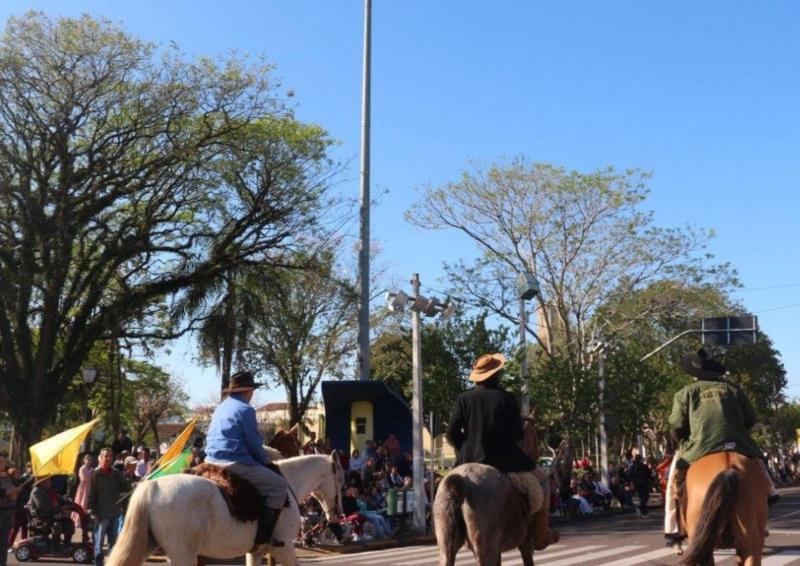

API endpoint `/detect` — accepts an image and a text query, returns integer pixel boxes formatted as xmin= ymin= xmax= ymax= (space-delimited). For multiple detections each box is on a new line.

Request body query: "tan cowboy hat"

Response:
xmin=469 ymin=353 xmax=506 ymax=382
xmin=223 ymin=370 xmax=264 ymax=394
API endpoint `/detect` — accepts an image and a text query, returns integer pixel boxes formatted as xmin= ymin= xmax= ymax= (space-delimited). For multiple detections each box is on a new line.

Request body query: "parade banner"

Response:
xmin=147 ymin=447 xmax=192 ymax=479
xmin=29 ymin=419 xmax=100 ymax=476
xmin=155 ymin=416 xmax=197 ymax=468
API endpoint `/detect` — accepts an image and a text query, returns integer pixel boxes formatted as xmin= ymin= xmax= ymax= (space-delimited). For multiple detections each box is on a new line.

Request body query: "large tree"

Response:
xmin=241 ymin=250 xmax=358 ymax=426
xmin=0 ymin=13 xmax=339 ymax=455
xmin=408 ymin=159 xmax=736 ymax=364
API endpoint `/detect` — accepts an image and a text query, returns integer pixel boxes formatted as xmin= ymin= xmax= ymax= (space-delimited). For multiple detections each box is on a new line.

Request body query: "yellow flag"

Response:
xmin=155 ymin=416 xmax=197 ymax=469
xmin=30 ymin=419 xmax=100 ymax=477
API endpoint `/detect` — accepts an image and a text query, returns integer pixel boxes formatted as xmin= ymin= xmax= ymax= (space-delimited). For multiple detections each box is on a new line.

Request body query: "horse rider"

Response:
xmin=664 ymin=348 xmax=779 ymax=549
xmin=446 ymin=353 xmax=558 ymax=551
xmin=205 ymin=371 xmax=289 ymax=546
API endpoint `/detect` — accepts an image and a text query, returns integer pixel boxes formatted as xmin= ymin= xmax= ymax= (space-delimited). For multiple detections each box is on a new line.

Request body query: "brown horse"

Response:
xmin=433 ymin=418 xmax=548 ymax=566
xmin=680 ymin=452 xmax=768 ymax=566
xmin=268 ymin=424 xmax=301 ymax=458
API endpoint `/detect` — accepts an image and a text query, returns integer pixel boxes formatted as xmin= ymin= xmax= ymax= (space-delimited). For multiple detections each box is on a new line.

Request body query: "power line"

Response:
xmin=753 ymin=302 xmax=800 ymax=314
xmin=737 ymin=283 xmax=800 ymax=291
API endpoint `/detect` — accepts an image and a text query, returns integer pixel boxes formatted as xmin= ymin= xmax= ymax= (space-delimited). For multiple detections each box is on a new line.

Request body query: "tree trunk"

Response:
xmin=14 ymin=421 xmax=44 ymax=469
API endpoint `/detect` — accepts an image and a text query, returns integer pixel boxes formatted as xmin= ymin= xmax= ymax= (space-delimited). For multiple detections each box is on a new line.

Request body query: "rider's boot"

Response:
xmin=254 ymin=499 xmax=283 ymax=547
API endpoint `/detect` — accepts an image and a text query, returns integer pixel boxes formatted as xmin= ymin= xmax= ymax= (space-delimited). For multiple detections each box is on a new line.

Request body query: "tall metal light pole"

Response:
xmin=357 ymin=0 xmax=372 ymax=381
xmin=410 ymin=273 xmax=425 ymax=532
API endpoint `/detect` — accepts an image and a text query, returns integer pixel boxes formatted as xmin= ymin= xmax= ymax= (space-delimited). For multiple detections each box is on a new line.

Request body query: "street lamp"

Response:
xmin=81 ymin=368 xmax=98 ymax=452
xmin=516 ymin=272 xmax=540 ymax=415
xmin=386 ymin=274 xmax=456 ymax=533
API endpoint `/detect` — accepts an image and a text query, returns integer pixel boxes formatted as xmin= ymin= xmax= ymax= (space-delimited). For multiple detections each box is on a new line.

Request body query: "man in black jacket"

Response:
xmin=446 ymin=353 xmax=557 ymax=550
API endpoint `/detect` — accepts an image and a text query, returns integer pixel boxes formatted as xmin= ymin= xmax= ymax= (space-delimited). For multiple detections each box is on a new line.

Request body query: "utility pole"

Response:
xmin=357 ymin=0 xmax=372 ymax=381
xmin=597 ymin=346 xmax=609 ymax=487
xmin=410 ymin=273 xmax=427 ymax=532
xmin=519 ymin=296 xmax=529 ymax=414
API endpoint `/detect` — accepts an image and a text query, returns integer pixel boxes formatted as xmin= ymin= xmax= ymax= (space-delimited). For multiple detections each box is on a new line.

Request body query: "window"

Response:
xmin=355 ymin=417 xmax=367 ymax=435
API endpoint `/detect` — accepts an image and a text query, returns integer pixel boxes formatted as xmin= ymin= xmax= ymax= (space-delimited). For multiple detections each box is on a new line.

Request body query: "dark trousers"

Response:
xmin=0 ymin=510 xmax=14 ymax=566
xmin=636 ymin=486 xmax=649 ymax=516
xmin=7 ymin=508 xmax=27 ymax=547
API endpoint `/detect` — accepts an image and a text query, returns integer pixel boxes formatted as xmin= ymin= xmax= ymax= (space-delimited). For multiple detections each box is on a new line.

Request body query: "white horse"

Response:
xmin=107 ymin=452 xmax=345 ymax=566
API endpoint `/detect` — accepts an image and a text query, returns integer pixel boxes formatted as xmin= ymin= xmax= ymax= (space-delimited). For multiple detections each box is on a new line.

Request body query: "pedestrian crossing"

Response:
xmin=300 ymin=542 xmax=800 ymax=565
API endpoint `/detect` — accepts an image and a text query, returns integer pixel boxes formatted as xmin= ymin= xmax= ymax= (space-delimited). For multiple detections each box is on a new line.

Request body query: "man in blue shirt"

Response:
xmin=205 ymin=371 xmax=288 ymax=545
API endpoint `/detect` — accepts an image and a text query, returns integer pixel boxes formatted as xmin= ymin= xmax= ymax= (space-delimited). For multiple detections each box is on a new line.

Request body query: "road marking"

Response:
xmin=769 ymin=529 xmax=800 ymax=535
xmin=536 ymin=545 xmax=646 ymax=566
xmin=772 ymin=509 xmax=800 ymax=521
xmin=390 ymin=544 xmax=597 ymax=566
xmin=598 ymin=547 xmax=676 ymax=566
xmin=763 ymin=549 xmax=800 ymax=566
xmin=303 ymin=546 xmax=436 ymax=563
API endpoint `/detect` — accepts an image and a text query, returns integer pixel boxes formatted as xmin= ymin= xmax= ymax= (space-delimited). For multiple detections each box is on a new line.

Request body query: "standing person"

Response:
xmin=302 ymin=432 xmax=319 ymax=455
xmin=629 ymin=454 xmax=651 ymax=517
xmin=8 ymin=466 xmax=31 ymax=547
xmin=134 ymin=448 xmax=150 ymax=479
xmin=446 ymin=353 xmax=558 ymax=550
xmin=0 ymin=453 xmax=22 ymax=564
xmin=110 ymin=431 xmax=133 ymax=458
xmin=72 ymin=454 xmax=93 ymax=529
xmin=205 ymin=371 xmax=288 ymax=546
xmin=87 ymin=447 xmax=129 ymax=566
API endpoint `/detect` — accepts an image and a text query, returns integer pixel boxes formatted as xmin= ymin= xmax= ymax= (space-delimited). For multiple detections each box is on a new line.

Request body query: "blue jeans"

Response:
xmin=94 ymin=516 xmax=120 ymax=566
xmin=361 ymin=511 xmax=390 ymax=538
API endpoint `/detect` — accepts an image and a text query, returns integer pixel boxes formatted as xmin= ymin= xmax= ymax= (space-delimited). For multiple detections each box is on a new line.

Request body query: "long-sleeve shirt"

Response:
xmin=669 ymin=379 xmax=761 ymax=467
xmin=446 ymin=384 xmax=535 ymax=473
xmin=87 ymin=467 xmax=129 ymax=520
xmin=205 ymin=394 xmax=269 ymax=467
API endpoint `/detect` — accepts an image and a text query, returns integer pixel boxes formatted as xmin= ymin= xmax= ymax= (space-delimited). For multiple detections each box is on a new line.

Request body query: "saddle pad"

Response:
xmin=184 ymin=463 xmax=262 ymax=522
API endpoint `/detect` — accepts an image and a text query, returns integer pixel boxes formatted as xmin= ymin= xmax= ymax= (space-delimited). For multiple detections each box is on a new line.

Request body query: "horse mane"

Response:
xmin=183 ymin=463 xmax=262 ymax=522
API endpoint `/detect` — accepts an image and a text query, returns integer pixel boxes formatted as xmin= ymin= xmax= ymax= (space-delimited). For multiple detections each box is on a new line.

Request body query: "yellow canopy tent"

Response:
xmin=29 ymin=419 xmax=101 ymax=476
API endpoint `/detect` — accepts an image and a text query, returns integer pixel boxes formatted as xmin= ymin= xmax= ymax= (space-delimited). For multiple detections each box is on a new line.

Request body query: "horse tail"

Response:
xmin=681 ymin=469 xmax=739 ymax=566
xmin=434 ymin=474 xmax=467 ymax=566
xmin=106 ymin=482 xmax=155 ymax=566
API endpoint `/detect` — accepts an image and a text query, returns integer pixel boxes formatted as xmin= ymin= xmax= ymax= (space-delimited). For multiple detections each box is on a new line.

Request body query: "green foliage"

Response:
xmin=370 ymin=312 xmax=512 ymax=427
xmin=0 ymin=12 xmax=340 ymax=448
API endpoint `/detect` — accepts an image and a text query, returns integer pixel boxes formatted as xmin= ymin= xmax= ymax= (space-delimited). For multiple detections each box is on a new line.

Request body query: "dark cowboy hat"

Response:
xmin=223 ymin=370 xmax=264 ymax=393
xmin=469 ymin=353 xmax=506 ymax=382
xmin=681 ymin=348 xmax=726 ymax=380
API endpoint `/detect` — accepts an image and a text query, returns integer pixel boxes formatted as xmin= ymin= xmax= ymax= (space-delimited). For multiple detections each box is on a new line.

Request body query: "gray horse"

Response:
xmin=434 ymin=462 xmax=540 ymax=566
xmin=434 ymin=416 xmax=548 ymax=566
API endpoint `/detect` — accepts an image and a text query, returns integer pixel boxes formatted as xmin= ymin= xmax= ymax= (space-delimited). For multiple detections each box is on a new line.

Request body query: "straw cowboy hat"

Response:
xmin=469 ymin=353 xmax=506 ymax=382
xmin=33 ymin=474 xmax=52 ymax=487
xmin=223 ymin=370 xmax=264 ymax=393
xmin=681 ymin=348 xmax=726 ymax=380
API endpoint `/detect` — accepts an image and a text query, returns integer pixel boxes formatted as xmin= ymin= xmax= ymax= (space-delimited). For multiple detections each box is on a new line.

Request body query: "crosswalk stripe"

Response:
xmin=598 ymin=547 xmax=676 ymax=566
xmin=539 ymin=545 xmax=646 ymax=566
xmin=392 ymin=544 xmax=603 ymax=566
xmin=303 ymin=546 xmax=434 ymax=563
xmin=763 ymin=549 xmax=800 ymax=566
xmin=491 ymin=545 xmax=611 ymax=566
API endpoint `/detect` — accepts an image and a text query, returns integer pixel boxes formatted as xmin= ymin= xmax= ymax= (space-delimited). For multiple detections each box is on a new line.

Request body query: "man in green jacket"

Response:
xmin=664 ymin=349 xmax=778 ymax=547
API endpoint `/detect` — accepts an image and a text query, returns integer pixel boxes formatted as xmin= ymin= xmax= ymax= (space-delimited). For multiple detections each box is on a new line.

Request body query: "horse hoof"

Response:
xmin=676 ymin=544 xmax=683 ymax=556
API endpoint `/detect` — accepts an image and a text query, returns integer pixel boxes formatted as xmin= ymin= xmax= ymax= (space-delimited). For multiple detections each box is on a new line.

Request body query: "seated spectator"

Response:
xmin=568 ymin=474 xmax=593 ymax=515
xmin=386 ymin=465 xmax=404 ymax=488
xmin=349 ymin=449 xmax=365 ymax=473
xmin=28 ymin=476 xmax=75 ymax=549
xmin=361 ymin=457 xmax=378 ymax=487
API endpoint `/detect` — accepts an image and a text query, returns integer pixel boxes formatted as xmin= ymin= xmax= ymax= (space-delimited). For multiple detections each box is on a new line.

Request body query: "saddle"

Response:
xmin=184 ymin=463 xmax=262 ymax=522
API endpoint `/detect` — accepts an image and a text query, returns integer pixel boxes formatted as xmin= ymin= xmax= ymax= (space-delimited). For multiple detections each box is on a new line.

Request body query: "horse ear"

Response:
xmin=289 ymin=423 xmax=299 ymax=438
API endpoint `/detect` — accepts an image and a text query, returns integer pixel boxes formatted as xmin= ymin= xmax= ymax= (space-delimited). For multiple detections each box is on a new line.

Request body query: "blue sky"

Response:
xmin=3 ymin=1 xmax=799 ymax=405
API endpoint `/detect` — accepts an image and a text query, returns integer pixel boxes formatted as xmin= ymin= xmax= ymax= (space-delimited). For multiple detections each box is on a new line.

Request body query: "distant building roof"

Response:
xmin=257 ymin=402 xmax=289 ymax=412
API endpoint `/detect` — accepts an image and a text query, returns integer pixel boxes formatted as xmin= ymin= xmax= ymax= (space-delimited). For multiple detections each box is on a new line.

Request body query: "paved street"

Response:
xmin=8 ymin=487 xmax=799 ymax=565
xmin=300 ymin=486 xmax=800 ymax=566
